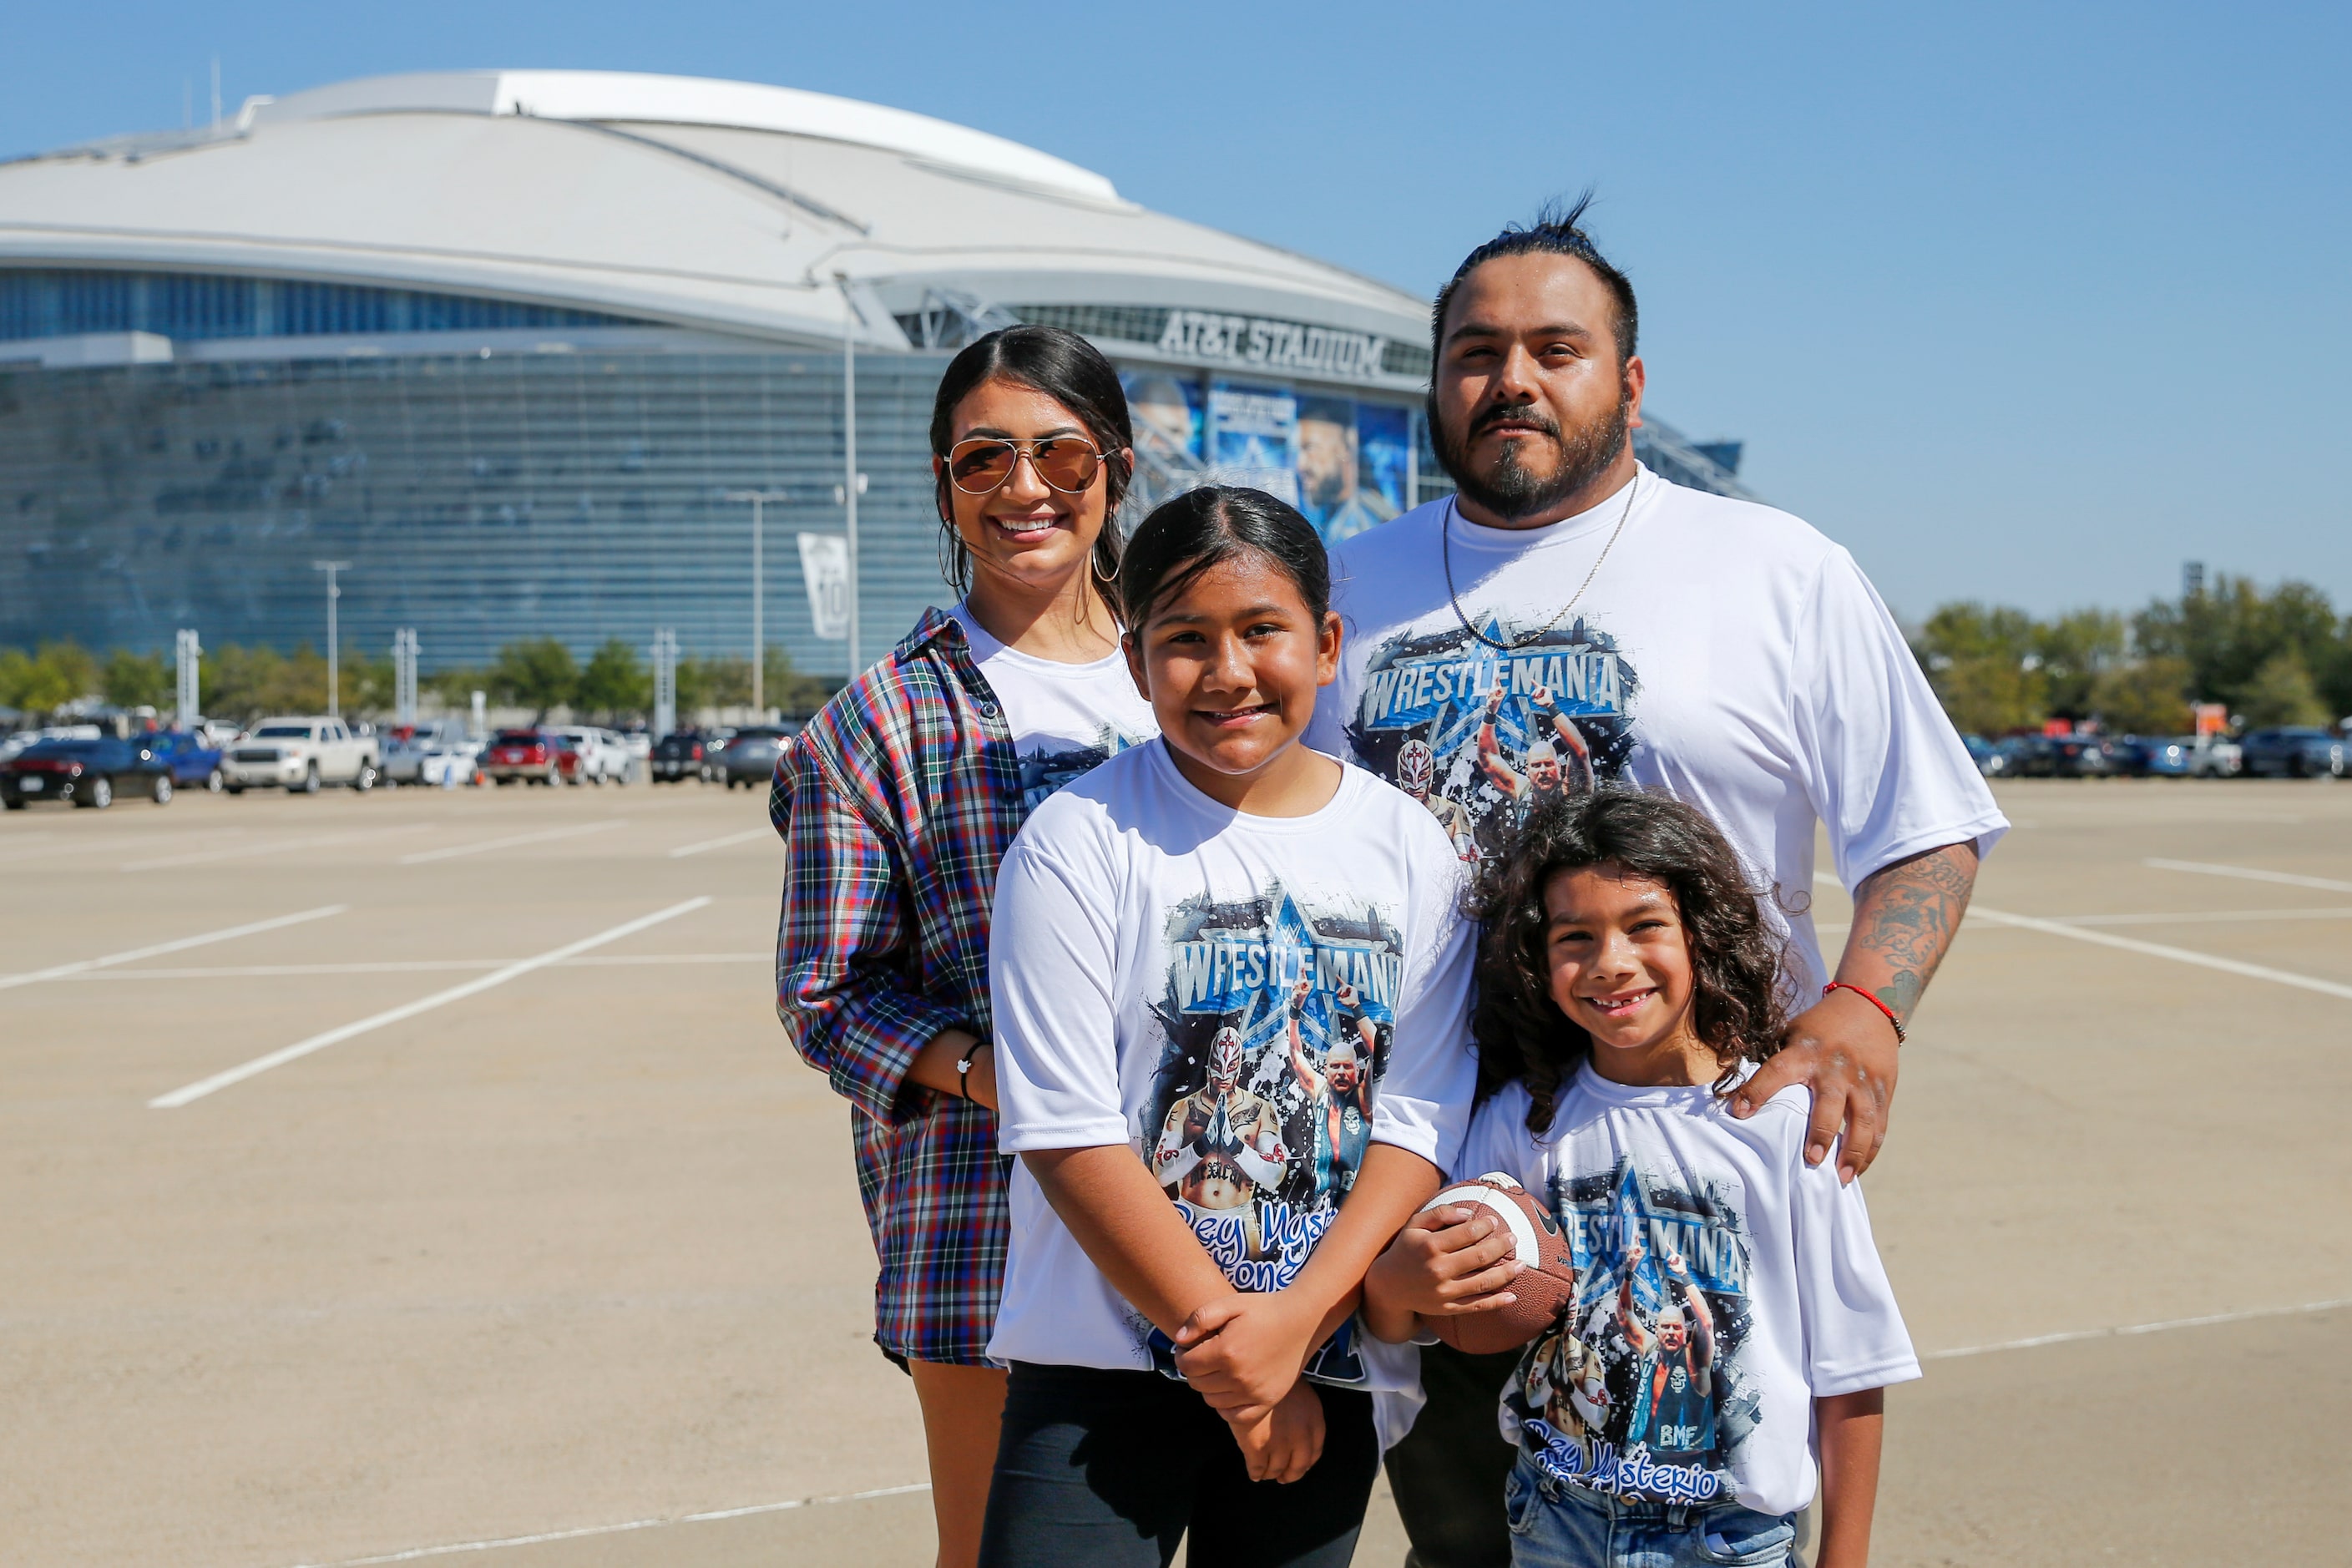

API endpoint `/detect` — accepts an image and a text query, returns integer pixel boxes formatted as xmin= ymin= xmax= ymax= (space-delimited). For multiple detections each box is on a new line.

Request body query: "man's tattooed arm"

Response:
xmin=1732 ymin=837 xmax=1983 ymax=1181
xmin=1841 ymin=842 xmax=1980 ymax=1024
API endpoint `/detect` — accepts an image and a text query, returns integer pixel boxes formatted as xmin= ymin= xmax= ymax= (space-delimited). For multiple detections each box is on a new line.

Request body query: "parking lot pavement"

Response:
xmin=3 ymin=777 xmax=2348 ymax=1566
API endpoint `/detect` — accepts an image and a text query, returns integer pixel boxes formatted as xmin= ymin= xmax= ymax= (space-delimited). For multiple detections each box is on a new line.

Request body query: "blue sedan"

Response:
xmin=1 ymin=736 xmax=175 ymax=808
xmin=141 ymin=731 xmax=227 ymax=792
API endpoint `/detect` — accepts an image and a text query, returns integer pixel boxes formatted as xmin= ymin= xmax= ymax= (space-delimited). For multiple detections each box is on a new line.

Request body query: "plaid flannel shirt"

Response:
xmin=772 ymin=607 xmax=1025 ymax=1366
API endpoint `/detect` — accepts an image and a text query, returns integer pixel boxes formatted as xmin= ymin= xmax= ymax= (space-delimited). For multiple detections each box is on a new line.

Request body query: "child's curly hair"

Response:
xmin=1468 ymin=787 xmax=1798 ymax=1132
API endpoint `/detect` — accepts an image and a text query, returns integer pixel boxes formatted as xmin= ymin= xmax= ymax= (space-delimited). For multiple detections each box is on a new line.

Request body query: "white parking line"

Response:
xmin=149 ymin=897 xmax=711 ymax=1108
xmin=2144 ymin=857 xmax=2352 ymax=894
xmin=74 ymin=953 xmax=768 ymax=980
xmin=285 ymin=1481 xmax=931 ymax=1567
xmin=667 ymin=827 xmax=771 ymax=858
xmin=399 ymin=819 xmax=625 ymax=864
xmin=0 ymin=906 xmax=348 ymax=992
xmin=3 ymin=827 xmax=240 ymax=865
xmin=1967 ymin=904 xmax=2352 ymax=1002
xmin=124 ymin=827 xmax=422 ymax=873
xmin=2051 ymin=905 xmax=2352 ymax=928
xmin=1925 ymin=1296 xmax=2352 ymax=1360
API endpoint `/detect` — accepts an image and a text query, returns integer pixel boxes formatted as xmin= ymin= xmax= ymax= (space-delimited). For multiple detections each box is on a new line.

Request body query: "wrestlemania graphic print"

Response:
xmin=1016 ymin=723 xmax=1150 ymax=814
xmin=1346 ymin=616 xmax=1639 ymax=861
xmin=1508 ymin=1156 xmax=1759 ymax=1504
xmin=1133 ymin=881 xmax=1404 ymax=1383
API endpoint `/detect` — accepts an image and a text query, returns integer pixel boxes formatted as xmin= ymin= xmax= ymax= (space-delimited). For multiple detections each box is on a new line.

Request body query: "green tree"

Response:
xmin=574 ymin=639 xmax=651 ymax=721
xmin=342 ymin=647 xmax=397 ymax=718
xmin=2134 ymin=574 xmax=2349 ymax=715
xmin=2237 ymin=650 xmax=2329 ymax=728
xmin=2031 ymin=609 xmax=2126 ymax=720
xmin=763 ymin=645 xmax=841 ymax=718
xmin=101 ymin=649 xmax=175 ymax=711
xmin=2088 ymin=655 xmax=2192 ymax=736
xmin=680 ymin=654 xmax=751 ymax=713
xmin=0 ymin=647 xmax=37 ymax=711
xmin=426 ymin=665 xmax=490 ymax=709
xmin=1911 ymin=604 xmax=2046 ymax=734
xmin=6 ymin=642 xmax=99 ymax=715
xmin=491 ymin=638 xmax=579 ymax=723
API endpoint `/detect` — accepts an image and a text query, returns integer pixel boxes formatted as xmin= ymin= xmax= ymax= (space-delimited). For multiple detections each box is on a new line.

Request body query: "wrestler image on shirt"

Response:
xmin=1617 ymin=1239 xmax=1719 ymax=1464
xmin=1394 ymin=737 xmax=1479 ymax=862
xmin=1284 ymin=976 xmax=1377 ymax=1196
xmin=1479 ymin=682 xmax=1596 ymax=808
xmin=1152 ymin=1024 xmax=1289 ymax=1247
xmin=1519 ymin=1319 xmax=1615 ymax=1456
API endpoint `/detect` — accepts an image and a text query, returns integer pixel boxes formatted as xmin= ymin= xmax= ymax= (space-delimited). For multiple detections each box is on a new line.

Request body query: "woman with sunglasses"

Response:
xmin=775 ymin=325 xmax=1154 ymax=1568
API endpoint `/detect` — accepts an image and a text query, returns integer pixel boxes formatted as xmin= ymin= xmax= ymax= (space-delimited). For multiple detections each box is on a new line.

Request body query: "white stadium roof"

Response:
xmin=0 ymin=69 xmax=1429 ymax=357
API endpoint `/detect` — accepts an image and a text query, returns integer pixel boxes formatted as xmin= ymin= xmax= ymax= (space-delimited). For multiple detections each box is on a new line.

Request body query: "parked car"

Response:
xmin=143 ymin=730 xmax=226 ymax=792
xmin=2053 ymin=732 xmax=2132 ymax=777
xmin=2238 ymin=726 xmax=2346 ymax=778
xmin=2183 ymin=736 xmax=2242 ymax=777
xmin=2122 ymin=736 xmax=2193 ymax=776
xmin=553 ymin=726 xmax=630 ymax=785
xmin=2 ymin=724 xmax=102 ymax=764
xmin=1995 ymin=734 xmax=2057 ymax=777
xmin=385 ymin=721 xmax=483 ymax=787
xmin=2 ymin=735 xmax=175 ymax=809
xmin=1961 ymin=733 xmax=2007 ymax=777
xmin=222 ymin=716 xmax=380 ymax=794
xmin=712 ymin=725 xmax=800 ymax=789
xmin=482 ymin=729 xmax=565 ymax=787
xmin=382 ymin=721 xmax=468 ymax=786
xmin=650 ymin=729 xmax=711 ymax=783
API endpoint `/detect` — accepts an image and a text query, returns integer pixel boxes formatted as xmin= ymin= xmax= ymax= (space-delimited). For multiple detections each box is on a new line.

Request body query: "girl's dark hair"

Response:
xmin=1115 ymin=485 xmax=1330 ymax=630
xmin=928 ymin=325 xmax=1135 ymax=596
xmin=1469 ymin=787 xmax=1795 ymax=1132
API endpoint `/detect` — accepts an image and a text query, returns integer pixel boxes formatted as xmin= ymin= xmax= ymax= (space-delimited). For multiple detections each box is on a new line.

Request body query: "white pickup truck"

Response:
xmin=222 ymin=716 xmax=380 ymax=794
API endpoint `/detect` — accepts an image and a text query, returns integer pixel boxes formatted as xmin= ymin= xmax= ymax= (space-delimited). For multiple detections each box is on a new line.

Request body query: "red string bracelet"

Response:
xmin=1823 ymin=981 xmax=1906 ymax=1044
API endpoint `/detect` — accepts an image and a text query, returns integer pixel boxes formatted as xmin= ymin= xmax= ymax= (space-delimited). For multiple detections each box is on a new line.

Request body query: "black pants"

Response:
xmin=979 ymin=1362 xmax=1380 ymax=1568
xmin=1382 ymin=1341 xmax=1520 ymax=1568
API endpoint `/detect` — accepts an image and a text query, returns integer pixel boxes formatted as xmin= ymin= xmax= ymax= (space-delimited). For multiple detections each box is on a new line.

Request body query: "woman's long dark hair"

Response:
xmin=928 ymin=325 xmax=1134 ymax=596
xmin=1469 ymin=787 xmax=1797 ymax=1132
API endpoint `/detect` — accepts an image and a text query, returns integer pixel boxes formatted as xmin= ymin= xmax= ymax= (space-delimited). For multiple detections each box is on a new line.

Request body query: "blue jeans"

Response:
xmin=1505 ymin=1457 xmax=1798 ymax=1568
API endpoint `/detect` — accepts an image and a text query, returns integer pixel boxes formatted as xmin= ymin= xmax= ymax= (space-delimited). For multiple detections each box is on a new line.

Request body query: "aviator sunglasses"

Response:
xmin=944 ymin=434 xmax=1106 ymax=496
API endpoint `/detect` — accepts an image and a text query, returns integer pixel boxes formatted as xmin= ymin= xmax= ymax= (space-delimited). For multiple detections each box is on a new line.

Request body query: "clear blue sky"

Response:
xmin=7 ymin=2 xmax=2345 ymax=621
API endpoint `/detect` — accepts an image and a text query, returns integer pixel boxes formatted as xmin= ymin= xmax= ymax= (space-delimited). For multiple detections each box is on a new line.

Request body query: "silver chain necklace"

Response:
xmin=1441 ymin=469 xmax=1640 ymax=652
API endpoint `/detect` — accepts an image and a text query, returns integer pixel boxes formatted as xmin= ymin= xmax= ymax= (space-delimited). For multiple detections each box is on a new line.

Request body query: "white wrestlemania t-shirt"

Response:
xmin=950 ymin=601 xmax=1156 ymax=812
xmin=1457 ymin=1069 xmax=1919 ymax=1515
xmin=1303 ymin=468 xmax=2008 ymax=991
xmin=988 ymin=741 xmax=1479 ymax=1393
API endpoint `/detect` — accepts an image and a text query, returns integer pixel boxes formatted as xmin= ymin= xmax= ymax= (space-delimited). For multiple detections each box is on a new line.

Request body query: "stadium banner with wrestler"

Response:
xmin=1208 ymin=380 xmax=1302 ymax=505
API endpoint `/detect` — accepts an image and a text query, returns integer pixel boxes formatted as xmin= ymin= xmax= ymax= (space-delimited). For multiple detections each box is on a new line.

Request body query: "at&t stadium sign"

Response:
xmin=1156 ymin=310 xmax=1390 ymax=382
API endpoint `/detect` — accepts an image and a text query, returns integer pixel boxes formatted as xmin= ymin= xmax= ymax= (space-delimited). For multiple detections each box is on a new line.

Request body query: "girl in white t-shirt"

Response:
xmin=1361 ymin=791 xmax=1918 ymax=1568
xmin=982 ymin=488 xmax=1479 ymax=1567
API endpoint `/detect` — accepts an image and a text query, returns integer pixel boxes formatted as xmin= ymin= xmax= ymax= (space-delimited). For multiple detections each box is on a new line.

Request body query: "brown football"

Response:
xmin=1417 ymin=1172 xmax=1580 ymax=1355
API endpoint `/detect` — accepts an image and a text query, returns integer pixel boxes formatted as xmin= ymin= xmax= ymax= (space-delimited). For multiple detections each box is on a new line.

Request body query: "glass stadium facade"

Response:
xmin=0 ymin=74 xmax=1755 ymax=690
xmin=1 ymin=312 xmax=952 ymax=678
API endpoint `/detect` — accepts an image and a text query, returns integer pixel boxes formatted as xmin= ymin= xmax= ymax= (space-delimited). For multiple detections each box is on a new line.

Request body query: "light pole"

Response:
xmin=650 ymin=627 xmax=678 ymax=738
xmin=834 ymin=272 xmax=864 ymax=680
xmin=722 ymin=491 xmax=787 ymax=716
xmin=392 ymin=628 xmax=420 ymax=725
xmin=311 ymin=561 xmax=352 ymax=718
xmin=175 ymin=628 xmax=202 ymax=726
